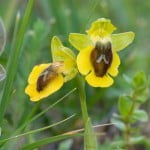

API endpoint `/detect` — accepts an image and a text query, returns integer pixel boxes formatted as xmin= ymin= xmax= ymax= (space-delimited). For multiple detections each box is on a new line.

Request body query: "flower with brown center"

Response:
xmin=69 ymin=18 xmax=135 ymax=87
xmin=25 ymin=36 xmax=77 ymax=101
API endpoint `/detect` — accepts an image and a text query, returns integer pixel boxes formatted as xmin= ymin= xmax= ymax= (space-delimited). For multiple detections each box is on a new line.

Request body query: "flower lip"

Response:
xmin=90 ymin=40 xmax=112 ymax=77
xmin=36 ymin=61 xmax=64 ymax=92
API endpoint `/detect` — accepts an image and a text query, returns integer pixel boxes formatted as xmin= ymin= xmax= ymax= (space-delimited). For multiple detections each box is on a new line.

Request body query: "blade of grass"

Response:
xmin=21 ymin=122 xmax=114 ymax=150
xmin=22 ymin=133 xmax=81 ymax=150
xmin=0 ymin=0 xmax=35 ymax=126
xmin=17 ymin=88 xmax=77 ymax=131
xmin=0 ymin=114 xmax=76 ymax=144
xmin=0 ymin=88 xmax=76 ymax=147
xmin=8 ymin=88 xmax=77 ymax=138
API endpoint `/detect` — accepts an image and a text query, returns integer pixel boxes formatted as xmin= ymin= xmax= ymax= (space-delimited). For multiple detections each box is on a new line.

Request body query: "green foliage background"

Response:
xmin=0 ymin=0 xmax=150 ymax=149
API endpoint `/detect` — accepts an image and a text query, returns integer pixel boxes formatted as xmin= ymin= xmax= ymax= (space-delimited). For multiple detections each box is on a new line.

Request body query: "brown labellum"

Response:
xmin=90 ymin=41 xmax=112 ymax=77
xmin=36 ymin=62 xmax=63 ymax=92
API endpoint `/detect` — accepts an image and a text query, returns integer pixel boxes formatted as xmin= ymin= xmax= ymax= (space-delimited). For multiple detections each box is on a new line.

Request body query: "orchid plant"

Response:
xmin=25 ymin=18 xmax=135 ymax=149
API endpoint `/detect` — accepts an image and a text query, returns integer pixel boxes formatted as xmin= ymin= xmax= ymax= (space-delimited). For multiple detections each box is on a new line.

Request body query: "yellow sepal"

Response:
xmin=86 ymin=18 xmax=116 ymax=37
xmin=51 ymin=36 xmax=77 ymax=81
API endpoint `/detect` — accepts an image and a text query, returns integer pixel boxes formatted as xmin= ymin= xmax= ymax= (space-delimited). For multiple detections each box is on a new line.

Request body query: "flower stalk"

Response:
xmin=76 ymin=74 xmax=98 ymax=150
xmin=76 ymin=74 xmax=89 ymax=124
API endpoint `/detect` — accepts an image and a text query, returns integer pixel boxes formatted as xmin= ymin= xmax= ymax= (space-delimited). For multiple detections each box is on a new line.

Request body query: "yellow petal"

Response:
xmin=25 ymin=74 xmax=64 ymax=101
xmin=108 ymin=52 xmax=120 ymax=77
xmin=28 ymin=64 xmax=50 ymax=84
xmin=69 ymin=33 xmax=93 ymax=51
xmin=86 ymin=18 xmax=116 ymax=37
xmin=77 ymin=46 xmax=93 ymax=75
xmin=85 ymin=71 xmax=114 ymax=87
xmin=111 ymin=32 xmax=135 ymax=51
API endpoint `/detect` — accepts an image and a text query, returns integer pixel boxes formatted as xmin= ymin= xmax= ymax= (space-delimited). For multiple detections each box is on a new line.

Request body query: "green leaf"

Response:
xmin=84 ymin=118 xmax=98 ymax=150
xmin=111 ymin=136 xmax=144 ymax=148
xmin=111 ymin=31 xmax=135 ymax=52
xmin=132 ymin=109 xmax=148 ymax=122
xmin=58 ymin=139 xmax=73 ymax=150
xmin=111 ymin=140 xmax=126 ymax=148
xmin=135 ymin=89 xmax=149 ymax=103
xmin=111 ymin=118 xmax=125 ymax=131
xmin=69 ymin=33 xmax=93 ymax=51
xmin=0 ymin=64 xmax=6 ymax=81
xmin=0 ymin=17 xmax=6 ymax=55
xmin=132 ymin=71 xmax=147 ymax=90
xmin=130 ymin=136 xmax=145 ymax=144
xmin=119 ymin=96 xmax=132 ymax=117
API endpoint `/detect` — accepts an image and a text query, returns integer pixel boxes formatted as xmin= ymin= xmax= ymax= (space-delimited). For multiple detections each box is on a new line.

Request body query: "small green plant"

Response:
xmin=112 ymin=71 xmax=149 ymax=150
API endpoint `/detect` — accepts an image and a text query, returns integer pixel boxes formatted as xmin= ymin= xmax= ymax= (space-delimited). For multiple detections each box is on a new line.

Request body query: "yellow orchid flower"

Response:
xmin=25 ymin=36 xmax=77 ymax=101
xmin=69 ymin=18 xmax=135 ymax=87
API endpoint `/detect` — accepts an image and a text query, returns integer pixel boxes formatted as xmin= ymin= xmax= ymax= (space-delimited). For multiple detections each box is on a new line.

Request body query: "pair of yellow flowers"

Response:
xmin=25 ymin=18 xmax=135 ymax=101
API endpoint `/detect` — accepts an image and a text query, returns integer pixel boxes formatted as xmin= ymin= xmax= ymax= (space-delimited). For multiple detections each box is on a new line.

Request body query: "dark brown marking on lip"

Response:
xmin=90 ymin=41 xmax=112 ymax=77
xmin=36 ymin=65 xmax=58 ymax=92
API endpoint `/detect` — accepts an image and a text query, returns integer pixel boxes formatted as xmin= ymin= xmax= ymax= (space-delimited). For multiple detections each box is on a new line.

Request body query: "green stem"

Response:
xmin=76 ymin=75 xmax=89 ymax=125
xmin=124 ymin=93 xmax=137 ymax=150
xmin=125 ymin=123 xmax=132 ymax=150
xmin=76 ymin=75 xmax=98 ymax=150
xmin=0 ymin=0 xmax=35 ymax=126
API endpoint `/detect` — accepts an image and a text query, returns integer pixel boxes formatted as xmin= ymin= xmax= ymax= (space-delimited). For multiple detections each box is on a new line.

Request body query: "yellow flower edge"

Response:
xmin=85 ymin=71 xmax=114 ymax=87
xmin=25 ymin=64 xmax=64 ymax=101
xmin=76 ymin=46 xmax=93 ymax=75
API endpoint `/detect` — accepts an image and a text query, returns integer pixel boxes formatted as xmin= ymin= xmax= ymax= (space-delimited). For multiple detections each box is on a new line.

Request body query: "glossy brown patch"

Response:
xmin=36 ymin=65 xmax=58 ymax=92
xmin=36 ymin=62 xmax=64 ymax=92
xmin=90 ymin=41 xmax=112 ymax=77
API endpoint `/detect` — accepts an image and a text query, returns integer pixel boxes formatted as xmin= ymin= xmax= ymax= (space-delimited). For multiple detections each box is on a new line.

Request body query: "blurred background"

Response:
xmin=0 ymin=0 xmax=150 ymax=149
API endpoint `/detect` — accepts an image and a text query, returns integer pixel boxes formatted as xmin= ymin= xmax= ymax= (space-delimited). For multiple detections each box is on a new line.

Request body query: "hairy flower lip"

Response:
xmin=90 ymin=40 xmax=112 ymax=77
xmin=36 ymin=61 xmax=65 ymax=92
